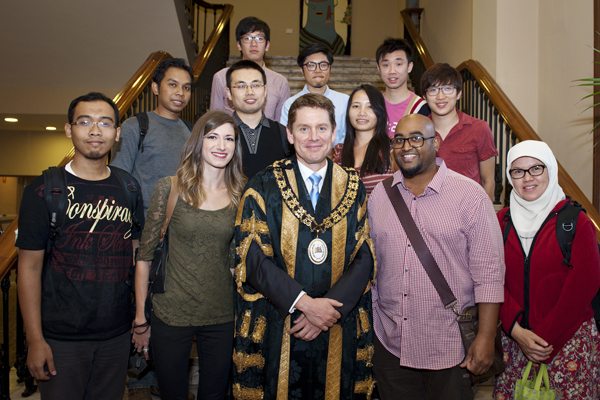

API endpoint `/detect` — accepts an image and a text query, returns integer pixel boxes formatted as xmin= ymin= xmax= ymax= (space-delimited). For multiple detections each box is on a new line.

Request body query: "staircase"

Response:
xmin=228 ymin=55 xmax=385 ymax=95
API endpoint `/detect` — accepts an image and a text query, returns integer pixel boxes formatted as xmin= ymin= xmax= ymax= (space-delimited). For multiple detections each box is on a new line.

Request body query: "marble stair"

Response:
xmin=227 ymin=55 xmax=385 ymax=95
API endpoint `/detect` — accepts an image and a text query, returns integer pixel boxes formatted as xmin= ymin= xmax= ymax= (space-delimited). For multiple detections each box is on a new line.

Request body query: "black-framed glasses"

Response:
xmin=391 ymin=136 xmax=435 ymax=149
xmin=303 ymin=61 xmax=330 ymax=71
xmin=240 ymin=35 xmax=266 ymax=44
xmin=425 ymin=85 xmax=457 ymax=96
xmin=231 ymin=83 xmax=265 ymax=91
xmin=70 ymin=120 xmax=115 ymax=129
xmin=509 ymin=165 xmax=546 ymax=179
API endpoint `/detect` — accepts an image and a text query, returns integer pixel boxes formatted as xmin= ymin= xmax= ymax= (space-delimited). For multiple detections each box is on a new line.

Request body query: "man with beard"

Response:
xmin=367 ymin=114 xmax=504 ymax=399
xmin=279 ymin=43 xmax=349 ymax=145
xmin=226 ymin=59 xmax=291 ymax=179
xmin=16 ymin=93 xmax=144 ymax=400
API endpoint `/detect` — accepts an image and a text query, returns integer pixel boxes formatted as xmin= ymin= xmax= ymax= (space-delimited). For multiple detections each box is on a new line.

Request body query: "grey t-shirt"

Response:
xmin=110 ymin=111 xmax=191 ymax=214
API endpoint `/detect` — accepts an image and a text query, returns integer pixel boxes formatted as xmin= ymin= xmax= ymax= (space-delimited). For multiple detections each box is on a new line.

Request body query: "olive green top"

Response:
xmin=137 ymin=177 xmax=235 ymax=327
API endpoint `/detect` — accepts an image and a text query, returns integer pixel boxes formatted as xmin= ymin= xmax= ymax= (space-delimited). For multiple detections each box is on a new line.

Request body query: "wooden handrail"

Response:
xmin=113 ymin=51 xmax=173 ymax=119
xmin=400 ymin=8 xmax=435 ymax=69
xmin=457 ymin=60 xmax=600 ymax=242
xmin=401 ymin=5 xmax=600 ymax=242
xmin=0 ymin=3 xmax=234 ymax=282
xmin=191 ymin=4 xmax=233 ymax=80
xmin=194 ymin=0 xmax=225 ymax=10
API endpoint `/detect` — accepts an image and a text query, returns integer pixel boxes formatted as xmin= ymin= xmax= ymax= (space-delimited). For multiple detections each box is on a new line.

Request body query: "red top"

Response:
xmin=498 ymin=200 xmax=600 ymax=361
xmin=434 ymin=110 xmax=498 ymax=184
xmin=331 ymin=143 xmax=393 ymax=197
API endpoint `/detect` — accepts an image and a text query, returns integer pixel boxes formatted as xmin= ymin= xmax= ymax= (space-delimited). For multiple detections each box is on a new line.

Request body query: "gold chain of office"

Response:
xmin=272 ymin=159 xmax=359 ymax=233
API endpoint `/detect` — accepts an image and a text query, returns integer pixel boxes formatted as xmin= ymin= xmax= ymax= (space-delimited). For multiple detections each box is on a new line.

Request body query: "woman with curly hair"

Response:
xmin=132 ymin=111 xmax=246 ymax=400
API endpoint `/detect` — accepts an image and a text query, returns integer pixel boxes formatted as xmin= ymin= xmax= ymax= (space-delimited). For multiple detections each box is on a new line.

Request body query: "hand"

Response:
xmin=511 ymin=323 xmax=553 ymax=363
xmin=27 ymin=339 xmax=56 ymax=381
xmin=288 ymin=314 xmax=323 ymax=341
xmin=460 ymin=335 xmax=495 ymax=376
xmin=295 ymin=296 xmax=342 ymax=330
xmin=131 ymin=319 xmax=151 ymax=360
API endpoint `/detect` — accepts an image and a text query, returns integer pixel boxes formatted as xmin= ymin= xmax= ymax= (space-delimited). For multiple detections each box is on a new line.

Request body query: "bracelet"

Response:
xmin=133 ymin=321 xmax=150 ymax=335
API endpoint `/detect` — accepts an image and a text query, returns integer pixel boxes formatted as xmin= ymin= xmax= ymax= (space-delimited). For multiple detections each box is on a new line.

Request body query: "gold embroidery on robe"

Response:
xmin=276 ymin=316 xmax=291 ymax=400
xmin=235 ymin=210 xmax=273 ymax=302
xmin=358 ymin=307 xmax=371 ymax=335
xmin=239 ymin=309 xmax=251 ymax=338
xmin=281 ymin=168 xmax=299 ymax=277
xmin=232 ymin=351 xmax=265 ymax=373
xmin=251 ymin=316 xmax=267 ymax=343
xmin=354 ymin=375 xmax=375 ymax=399
xmin=232 ymin=383 xmax=264 ymax=400
xmin=357 ymin=344 xmax=375 ymax=367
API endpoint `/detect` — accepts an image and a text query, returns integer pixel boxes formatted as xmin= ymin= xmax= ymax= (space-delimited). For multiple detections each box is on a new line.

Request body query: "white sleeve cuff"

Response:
xmin=289 ymin=291 xmax=306 ymax=313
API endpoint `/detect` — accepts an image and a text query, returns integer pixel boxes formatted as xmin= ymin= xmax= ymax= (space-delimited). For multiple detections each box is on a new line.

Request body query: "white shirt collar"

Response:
xmin=297 ymin=160 xmax=327 ymax=193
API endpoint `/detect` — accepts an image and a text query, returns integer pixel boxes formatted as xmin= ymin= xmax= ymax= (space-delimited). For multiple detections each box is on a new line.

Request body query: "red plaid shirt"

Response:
xmin=368 ymin=159 xmax=505 ymax=369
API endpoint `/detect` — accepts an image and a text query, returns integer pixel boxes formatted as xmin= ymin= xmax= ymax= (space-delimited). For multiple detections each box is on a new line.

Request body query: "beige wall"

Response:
xmin=224 ymin=0 xmax=400 ymax=58
xmin=225 ymin=0 xmax=300 ymax=57
xmin=0 ymin=177 xmax=18 ymax=216
xmin=419 ymin=0 xmax=472 ymax=67
xmin=495 ymin=0 xmax=539 ymax=132
xmin=472 ymin=1 xmax=497 ymax=78
xmin=537 ymin=1 xmax=594 ymax=200
xmin=352 ymin=0 xmax=400 ymax=58
xmin=418 ymin=0 xmax=594 ymax=200
xmin=0 ymin=130 xmax=73 ymax=177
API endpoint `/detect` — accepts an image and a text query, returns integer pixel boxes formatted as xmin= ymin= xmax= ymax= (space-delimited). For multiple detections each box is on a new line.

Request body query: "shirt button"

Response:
xmin=413 ymin=197 xmax=417 ymax=201
xmin=408 ymin=244 xmax=411 ymax=247
xmin=404 ymin=293 xmax=407 ymax=297
xmin=405 ymin=269 xmax=408 ymax=272
xmin=403 ymin=317 xmax=408 ymax=321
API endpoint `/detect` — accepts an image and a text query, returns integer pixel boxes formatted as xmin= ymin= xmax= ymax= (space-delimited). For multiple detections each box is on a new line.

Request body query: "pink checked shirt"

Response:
xmin=368 ymin=158 xmax=504 ymax=370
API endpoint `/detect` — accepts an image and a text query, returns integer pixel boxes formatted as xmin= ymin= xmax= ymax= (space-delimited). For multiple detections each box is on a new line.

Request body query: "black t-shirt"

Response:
xmin=16 ymin=169 xmax=144 ymax=341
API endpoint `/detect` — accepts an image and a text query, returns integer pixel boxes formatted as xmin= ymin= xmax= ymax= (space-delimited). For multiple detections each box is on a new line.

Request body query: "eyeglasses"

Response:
xmin=425 ymin=85 xmax=457 ymax=96
xmin=509 ymin=165 xmax=546 ymax=179
xmin=391 ymin=136 xmax=435 ymax=149
xmin=240 ymin=36 xmax=266 ymax=44
xmin=303 ymin=62 xmax=331 ymax=71
xmin=70 ymin=120 xmax=115 ymax=129
xmin=231 ymin=83 xmax=265 ymax=91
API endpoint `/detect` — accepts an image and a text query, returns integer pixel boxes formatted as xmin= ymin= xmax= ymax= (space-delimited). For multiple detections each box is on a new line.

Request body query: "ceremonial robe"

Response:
xmin=233 ymin=158 xmax=376 ymax=400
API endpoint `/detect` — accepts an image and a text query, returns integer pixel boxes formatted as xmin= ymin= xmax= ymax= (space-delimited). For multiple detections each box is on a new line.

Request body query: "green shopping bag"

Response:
xmin=515 ymin=361 xmax=557 ymax=400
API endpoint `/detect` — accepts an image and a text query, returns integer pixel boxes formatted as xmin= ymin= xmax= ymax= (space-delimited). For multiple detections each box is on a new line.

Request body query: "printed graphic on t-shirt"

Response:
xmin=50 ymin=182 xmax=135 ymax=283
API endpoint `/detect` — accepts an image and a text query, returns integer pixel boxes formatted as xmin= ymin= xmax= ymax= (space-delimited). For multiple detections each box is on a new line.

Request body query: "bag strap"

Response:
xmin=555 ymin=198 xmax=582 ymax=269
xmin=111 ymin=167 xmax=141 ymax=232
xmin=160 ymin=176 xmax=179 ymax=239
xmin=136 ymin=112 xmax=149 ymax=153
xmin=182 ymin=118 xmax=193 ymax=131
xmin=382 ymin=177 xmax=457 ymax=309
xmin=43 ymin=166 xmax=68 ymax=254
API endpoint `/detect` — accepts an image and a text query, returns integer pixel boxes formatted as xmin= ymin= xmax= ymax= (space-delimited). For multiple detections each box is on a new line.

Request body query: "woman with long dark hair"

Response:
xmin=332 ymin=84 xmax=393 ymax=195
xmin=132 ymin=111 xmax=246 ymax=400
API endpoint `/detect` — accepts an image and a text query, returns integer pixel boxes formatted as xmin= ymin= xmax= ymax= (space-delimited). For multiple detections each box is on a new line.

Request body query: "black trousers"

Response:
xmin=39 ymin=331 xmax=130 ymax=400
xmin=151 ymin=311 xmax=234 ymax=400
xmin=372 ymin=335 xmax=473 ymax=400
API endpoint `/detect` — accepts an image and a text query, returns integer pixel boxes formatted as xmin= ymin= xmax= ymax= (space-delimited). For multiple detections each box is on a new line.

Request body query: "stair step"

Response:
xmin=226 ymin=54 xmax=385 ymax=96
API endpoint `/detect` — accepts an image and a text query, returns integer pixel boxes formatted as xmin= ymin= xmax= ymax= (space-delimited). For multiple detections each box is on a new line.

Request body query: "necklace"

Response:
xmin=272 ymin=159 xmax=360 ymax=264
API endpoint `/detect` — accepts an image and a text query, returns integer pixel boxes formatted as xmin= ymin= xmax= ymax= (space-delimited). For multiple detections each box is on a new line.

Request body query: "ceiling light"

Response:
xmin=4 ymin=118 xmax=18 ymax=122
xmin=46 ymin=126 xmax=57 ymax=131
